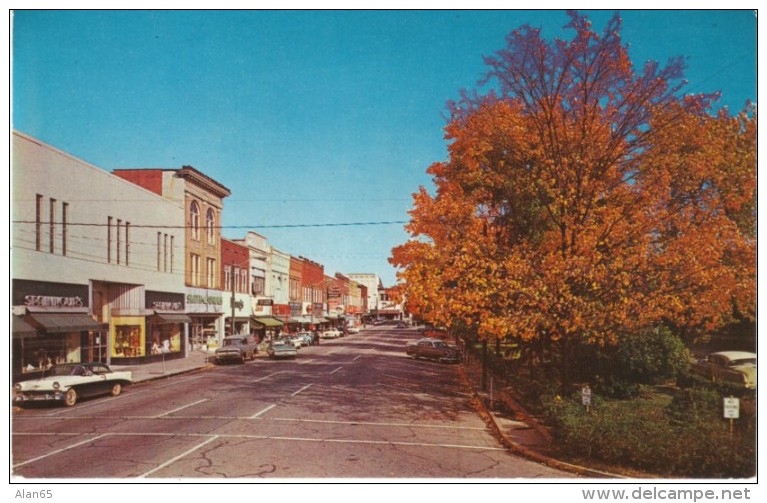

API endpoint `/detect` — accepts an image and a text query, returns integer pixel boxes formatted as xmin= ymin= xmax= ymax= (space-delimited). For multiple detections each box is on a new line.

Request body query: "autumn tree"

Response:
xmin=390 ymin=11 xmax=756 ymax=388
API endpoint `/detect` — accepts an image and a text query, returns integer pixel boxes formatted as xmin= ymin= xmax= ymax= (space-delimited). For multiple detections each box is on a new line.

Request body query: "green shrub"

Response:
xmin=540 ymin=388 xmax=756 ymax=478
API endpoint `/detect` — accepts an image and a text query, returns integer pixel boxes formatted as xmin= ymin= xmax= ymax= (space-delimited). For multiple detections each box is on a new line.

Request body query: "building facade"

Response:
xmin=114 ymin=166 xmax=231 ymax=350
xmin=12 ymin=131 xmax=187 ymax=379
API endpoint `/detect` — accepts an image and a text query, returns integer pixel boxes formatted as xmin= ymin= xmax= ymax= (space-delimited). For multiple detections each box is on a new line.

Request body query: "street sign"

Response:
xmin=581 ymin=386 xmax=591 ymax=406
xmin=723 ymin=397 xmax=740 ymax=419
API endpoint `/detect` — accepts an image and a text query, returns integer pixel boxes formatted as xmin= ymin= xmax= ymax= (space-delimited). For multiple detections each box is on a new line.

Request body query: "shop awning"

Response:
xmin=151 ymin=312 xmax=193 ymax=324
xmin=28 ymin=313 xmax=107 ymax=333
xmin=13 ymin=315 xmax=38 ymax=337
xmin=251 ymin=316 xmax=284 ymax=327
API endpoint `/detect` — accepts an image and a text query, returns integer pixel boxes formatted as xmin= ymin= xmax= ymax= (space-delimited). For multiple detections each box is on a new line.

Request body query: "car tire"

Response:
xmin=111 ymin=383 xmax=122 ymax=396
xmin=64 ymin=388 xmax=78 ymax=407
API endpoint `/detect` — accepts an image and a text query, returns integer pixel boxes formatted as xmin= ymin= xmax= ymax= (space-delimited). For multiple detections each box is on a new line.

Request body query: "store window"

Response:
xmin=148 ymin=323 xmax=182 ymax=355
xmin=20 ymin=333 xmax=80 ymax=373
xmin=112 ymin=319 xmax=145 ymax=358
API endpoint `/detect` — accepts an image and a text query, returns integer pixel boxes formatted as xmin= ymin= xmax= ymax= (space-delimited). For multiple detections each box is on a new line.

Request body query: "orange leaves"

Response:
xmin=391 ymin=11 xmax=755 ymax=351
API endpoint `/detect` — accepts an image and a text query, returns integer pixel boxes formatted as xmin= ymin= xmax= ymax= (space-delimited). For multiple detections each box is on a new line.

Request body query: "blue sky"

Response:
xmin=11 ymin=9 xmax=757 ymax=287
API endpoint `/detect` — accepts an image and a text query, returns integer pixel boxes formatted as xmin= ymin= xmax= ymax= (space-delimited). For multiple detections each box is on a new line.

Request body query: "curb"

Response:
xmin=458 ymin=366 xmax=625 ymax=479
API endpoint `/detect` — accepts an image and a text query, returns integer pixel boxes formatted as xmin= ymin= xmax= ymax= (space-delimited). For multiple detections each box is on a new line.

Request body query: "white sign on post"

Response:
xmin=581 ymin=386 xmax=591 ymax=406
xmin=723 ymin=397 xmax=740 ymax=419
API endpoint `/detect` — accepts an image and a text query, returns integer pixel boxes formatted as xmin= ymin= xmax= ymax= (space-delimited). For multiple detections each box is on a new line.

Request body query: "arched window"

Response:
xmin=190 ymin=201 xmax=200 ymax=240
xmin=206 ymin=208 xmax=215 ymax=244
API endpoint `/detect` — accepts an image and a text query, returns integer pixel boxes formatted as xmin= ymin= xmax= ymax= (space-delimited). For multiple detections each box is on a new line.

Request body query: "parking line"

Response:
xmin=155 ymin=399 xmax=208 ymax=418
xmin=249 ymin=404 xmax=277 ymax=419
xmin=139 ymin=435 xmax=219 ymax=478
xmin=13 ymin=433 xmax=108 ymax=468
xmin=329 ymin=366 xmax=343 ymax=375
xmin=291 ymin=384 xmax=313 ymax=396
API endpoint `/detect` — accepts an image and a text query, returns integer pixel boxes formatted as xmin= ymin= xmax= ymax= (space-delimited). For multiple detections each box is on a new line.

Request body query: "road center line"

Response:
xmin=249 ymin=404 xmax=277 ymax=419
xmin=155 ymin=399 xmax=208 ymax=418
xmin=13 ymin=433 xmax=108 ymax=468
xmin=329 ymin=366 xmax=344 ymax=375
xmin=291 ymin=384 xmax=313 ymax=396
xmin=139 ymin=435 xmax=219 ymax=478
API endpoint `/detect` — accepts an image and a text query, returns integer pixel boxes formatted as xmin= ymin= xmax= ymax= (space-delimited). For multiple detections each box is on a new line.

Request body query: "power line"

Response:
xmin=11 ymin=220 xmax=409 ymax=229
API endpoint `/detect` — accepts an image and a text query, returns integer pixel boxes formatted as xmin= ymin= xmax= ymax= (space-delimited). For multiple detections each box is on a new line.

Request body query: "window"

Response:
xmin=107 ymin=217 xmax=113 ymax=263
xmin=157 ymin=233 xmax=162 ymax=271
xmin=163 ymin=233 xmax=168 ymax=271
xmin=241 ymin=269 xmax=248 ymax=294
xmin=207 ymin=258 xmax=217 ymax=288
xmin=125 ymin=222 xmax=130 ymax=266
xmin=252 ymin=276 xmax=265 ymax=296
xmin=116 ymin=219 xmax=121 ymax=264
xmin=62 ymin=202 xmax=68 ymax=256
xmin=35 ymin=194 xmax=43 ymax=251
xmin=224 ymin=265 xmax=232 ymax=291
xmin=190 ymin=201 xmax=200 ymax=240
xmin=170 ymin=235 xmax=174 ymax=272
xmin=206 ymin=208 xmax=215 ymax=244
xmin=191 ymin=254 xmax=200 ymax=286
xmin=49 ymin=198 xmax=56 ymax=254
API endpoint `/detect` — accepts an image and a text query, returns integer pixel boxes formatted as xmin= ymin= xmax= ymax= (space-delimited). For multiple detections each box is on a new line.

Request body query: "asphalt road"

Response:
xmin=11 ymin=326 xmax=571 ymax=480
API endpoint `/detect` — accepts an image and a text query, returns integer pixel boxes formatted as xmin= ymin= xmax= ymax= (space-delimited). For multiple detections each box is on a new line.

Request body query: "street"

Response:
xmin=12 ymin=325 xmax=571 ymax=479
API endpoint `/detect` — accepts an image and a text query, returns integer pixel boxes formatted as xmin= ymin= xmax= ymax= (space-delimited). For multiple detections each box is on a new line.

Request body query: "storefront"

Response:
xmin=251 ymin=316 xmax=284 ymax=341
xmin=186 ymin=287 xmax=224 ymax=351
xmin=12 ymin=281 xmax=108 ymax=381
xmin=146 ymin=292 xmax=190 ymax=361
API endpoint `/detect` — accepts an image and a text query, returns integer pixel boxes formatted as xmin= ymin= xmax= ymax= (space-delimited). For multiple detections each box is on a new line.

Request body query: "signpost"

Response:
xmin=582 ymin=385 xmax=592 ymax=413
xmin=724 ymin=396 xmax=740 ymax=444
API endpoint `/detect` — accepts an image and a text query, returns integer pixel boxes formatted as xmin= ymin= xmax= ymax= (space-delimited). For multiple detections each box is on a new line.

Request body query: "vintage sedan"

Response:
xmin=215 ymin=335 xmax=258 ymax=364
xmin=13 ymin=362 xmax=133 ymax=407
xmin=406 ymin=338 xmax=461 ymax=363
xmin=267 ymin=340 xmax=298 ymax=359
xmin=322 ymin=329 xmax=342 ymax=339
xmin=690 ymin=351 xmax=756 ymax=389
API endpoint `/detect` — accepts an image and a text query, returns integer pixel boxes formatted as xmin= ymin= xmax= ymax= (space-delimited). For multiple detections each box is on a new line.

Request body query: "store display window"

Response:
xmin=111 ymin=317 xmax=145 ymax=358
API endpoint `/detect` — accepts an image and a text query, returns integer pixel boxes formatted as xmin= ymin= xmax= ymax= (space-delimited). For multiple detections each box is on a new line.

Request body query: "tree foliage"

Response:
xmin=390 ymin=11 xmax=756 ymax=386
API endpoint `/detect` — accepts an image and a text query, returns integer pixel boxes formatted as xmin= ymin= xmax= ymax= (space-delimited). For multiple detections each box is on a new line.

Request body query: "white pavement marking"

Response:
xmin=352 ymin=355 xmax=362 ymax=361
xmin=13 ymin=433 xmax=108 ymax=468
xmin=291 ymin=384 xmax=313 ymax=396
xmin=139 ymin=435 xmax=219 ymax=478
xmin=155 ymin=399 xmax=208 ymax=418
xmin=329 ymin=366 xmax=344 ymax=375
xmin=14 ymin=431 xmax=505 ymax=453
xmin=249 ymin=404 xmax=277 ymax=419
xmin=253 ymin=372 xmax=285 ymax=383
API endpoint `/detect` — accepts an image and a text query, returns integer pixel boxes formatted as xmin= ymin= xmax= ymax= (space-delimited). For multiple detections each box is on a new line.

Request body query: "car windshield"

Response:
xmin=223 ymin=339 xmax=243 ymax=347
xmin=433 ymin=341 xmax=448 ymax=348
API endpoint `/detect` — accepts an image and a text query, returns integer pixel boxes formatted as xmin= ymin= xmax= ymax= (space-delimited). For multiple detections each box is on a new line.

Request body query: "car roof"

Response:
xmin=712 ymin=351 xmax=756 ymax=360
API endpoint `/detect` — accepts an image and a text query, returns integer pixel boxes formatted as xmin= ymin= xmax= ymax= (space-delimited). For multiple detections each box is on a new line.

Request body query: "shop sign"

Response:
xmin=257 ymin=299 xmax=274 ymax=306
xmin=152 ymin=301 xmax=183 ymax=311
xmin=24 ymin=295 xmax=84 ymax=308
xmin=186 ymin=289 xmax=224 ymax=313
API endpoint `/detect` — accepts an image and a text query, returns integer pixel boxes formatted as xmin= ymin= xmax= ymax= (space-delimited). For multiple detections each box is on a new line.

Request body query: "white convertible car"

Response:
xmin=13 ymin=362 xmax=133 ymax=407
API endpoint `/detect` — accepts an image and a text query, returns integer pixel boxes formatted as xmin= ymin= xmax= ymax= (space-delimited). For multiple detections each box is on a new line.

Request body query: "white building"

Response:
xmin=347 ymin=273 xmax=382 ymax=315
xmin=11 ymin=131 xmax=187 ymax=379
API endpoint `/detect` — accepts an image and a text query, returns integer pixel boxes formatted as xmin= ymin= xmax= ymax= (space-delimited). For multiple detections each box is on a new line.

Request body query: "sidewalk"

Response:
xmin=110 ymin=349 xmax=216 ymax=383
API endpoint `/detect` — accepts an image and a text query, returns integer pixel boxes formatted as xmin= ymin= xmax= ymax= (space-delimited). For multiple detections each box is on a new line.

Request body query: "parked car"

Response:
xmin=215 ymin=335 xmax=258 ymax=364
xmin=267 ymin=340 xmax=298 ymax=359
xmin=322 ymin=329 xmax=342 ymax=339
xmin=347 ymin=326 xmax=360 ymax=334
xmin=396 ymin=322 xmax=407 ymax=328
xmin=283 ymin=334 xmax=304 ymax=349
xmin=406 ymin=338 xmax=461 ymax=363
xmin=297 ymin=332 xmax=315 ymax=346
xmin=689 ymin=351 xmax=756 ymax=389
xmin=13 ymin=362 xmax=133 ymax=407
